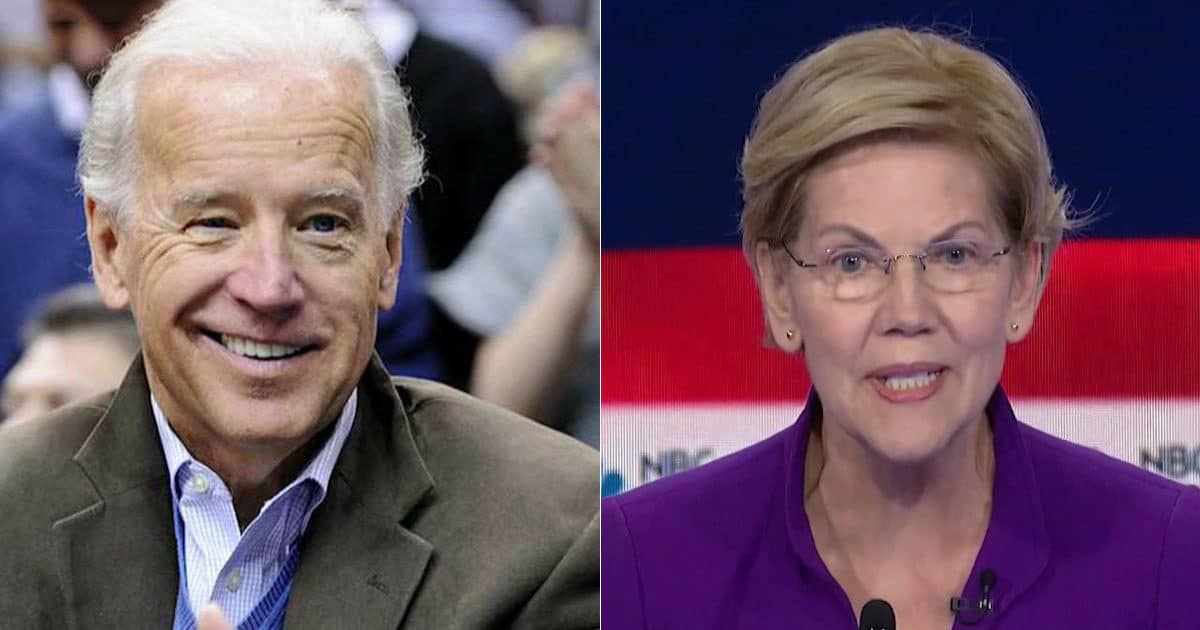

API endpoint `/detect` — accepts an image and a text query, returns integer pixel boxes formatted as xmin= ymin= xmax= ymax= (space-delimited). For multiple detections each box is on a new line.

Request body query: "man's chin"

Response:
xmin=190 ymin=394 xmax=324 ymax=442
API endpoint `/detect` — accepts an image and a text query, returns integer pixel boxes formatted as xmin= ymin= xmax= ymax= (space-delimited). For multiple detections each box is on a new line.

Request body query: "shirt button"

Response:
xmin=226 ymin=567 xmax=243 ymax=592
xmin=187 ymin=474 xmax=210 ymax=494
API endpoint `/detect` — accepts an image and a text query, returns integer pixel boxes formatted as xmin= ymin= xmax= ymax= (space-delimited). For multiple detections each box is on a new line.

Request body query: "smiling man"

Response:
xmin=0 ymin=1 xmax=598 ymax=628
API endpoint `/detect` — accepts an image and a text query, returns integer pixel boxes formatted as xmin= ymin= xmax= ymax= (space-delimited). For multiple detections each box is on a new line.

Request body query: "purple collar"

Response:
xmin=781 ymin=386 xmax=1051 ymax=609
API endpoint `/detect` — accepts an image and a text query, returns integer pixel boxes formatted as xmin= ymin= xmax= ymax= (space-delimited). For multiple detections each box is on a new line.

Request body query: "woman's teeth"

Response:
xmin=881 ymin=370 xmax=942 ymax=391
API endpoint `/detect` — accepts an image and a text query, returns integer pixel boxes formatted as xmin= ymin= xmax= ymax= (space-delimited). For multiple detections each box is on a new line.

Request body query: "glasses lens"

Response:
xmin=924 ymin=241 xmax=996 ymax=293
xmin=829 ymin=261 xmax=886 ymax=300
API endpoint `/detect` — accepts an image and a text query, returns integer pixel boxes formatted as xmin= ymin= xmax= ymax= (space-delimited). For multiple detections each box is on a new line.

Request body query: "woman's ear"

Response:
xmin=754 ymin=241 xmax=804 ymax=352
xmin=1005 ymin=242 xmax=1046 ymax=343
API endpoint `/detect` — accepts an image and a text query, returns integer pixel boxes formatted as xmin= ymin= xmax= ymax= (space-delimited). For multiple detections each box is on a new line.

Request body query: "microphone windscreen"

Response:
xmin=981 ymin=568 xmax=997 ymax=590
xmin=859 ymin=599 xmax=897 ymax=630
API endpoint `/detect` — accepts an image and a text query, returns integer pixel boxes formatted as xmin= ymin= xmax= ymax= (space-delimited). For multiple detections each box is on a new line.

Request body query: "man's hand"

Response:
xmin=197 ymin=603 xmax=233 ymax=630
xmin=533 ymin=82 xmax=601 ymax=247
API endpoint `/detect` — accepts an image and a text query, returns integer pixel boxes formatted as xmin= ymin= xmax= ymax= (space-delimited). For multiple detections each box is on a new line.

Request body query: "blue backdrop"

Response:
xmin=603 ymin=1 xmax=1200 ymax=250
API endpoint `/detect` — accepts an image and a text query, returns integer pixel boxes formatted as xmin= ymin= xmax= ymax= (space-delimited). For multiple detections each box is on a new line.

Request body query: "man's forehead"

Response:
xmin=138 ymin=61 xmax=370 ymax=111
xmin=131 ymin=62 xmax=378 ymax=199
xmin=132 ymin=62 xmax=374 ymax=149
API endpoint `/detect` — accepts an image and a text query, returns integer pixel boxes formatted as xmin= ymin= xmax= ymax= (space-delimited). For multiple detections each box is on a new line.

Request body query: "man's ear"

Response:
xmin=85 ymin=196 xmax=131 ymax=309
xmin=1005 ymin=242 xmax=1046 ymax=343
xmin=376 ymin=212 xmax=404 ymax=310
xmin=753 ymin=241 xmax=804 ymax=352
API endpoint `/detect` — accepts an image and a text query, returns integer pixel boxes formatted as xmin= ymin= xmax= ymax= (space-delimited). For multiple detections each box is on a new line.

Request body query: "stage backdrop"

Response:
xmin=601 ymin=1 xmax=1200 ymax=496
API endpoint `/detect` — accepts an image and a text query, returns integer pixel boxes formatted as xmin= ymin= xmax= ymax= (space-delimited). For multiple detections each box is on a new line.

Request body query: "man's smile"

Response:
xmin=200 ymin=331 xmax=312 ymax=360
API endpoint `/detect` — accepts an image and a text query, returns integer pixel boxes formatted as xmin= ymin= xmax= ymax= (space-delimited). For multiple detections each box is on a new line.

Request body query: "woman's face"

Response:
xmin=755 ymin=139 xmax=1043 ymax=464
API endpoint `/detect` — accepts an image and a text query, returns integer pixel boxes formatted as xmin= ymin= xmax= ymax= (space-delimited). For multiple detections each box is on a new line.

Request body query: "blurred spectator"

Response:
xmin=0 ymin=0 xmax=49 ymax=112
xmin=403 ymin=0 xmax=529 ymax=66
xmin=509 ymin=0 xmax=595 ymax=30
xmin=0 ymin=0 xmax=441 ymax=382
xmin=0 ymin=0 xmax=43 ymax=53
xmin=367 ymin=0 xmax=527 ymax=271
xmin=402 ymin=0 xmax=596 ymax=65
xmin=0 ymin=0 xmax=155 ymax=384
xmin=496 ymin=26 xmax=594 ymax=141
xmin=430 ymin=67 xmax=600 ymax=446
xmin=374 ymin=216 xmax=442 ymax=379
xmin=364 ymin=0 xmax=527 ymax=388
xmin=0 ymin=43 xmax=49 ymax=110
xmin=1 ymin=284 xmax=137 ymax=425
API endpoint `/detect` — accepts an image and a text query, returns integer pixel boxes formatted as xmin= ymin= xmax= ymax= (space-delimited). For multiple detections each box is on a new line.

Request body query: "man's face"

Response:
xmin=92 ymin=63 xmax=402 ymax=459
xmin=1 ymin=329 xmax=134 ymax=425
xmin=41 ymin=0 xmax=161 ymax=90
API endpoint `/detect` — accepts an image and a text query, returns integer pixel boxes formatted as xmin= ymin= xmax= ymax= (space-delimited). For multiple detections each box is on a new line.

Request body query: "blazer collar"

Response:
xmin=58 ymin=354 xmax=438 ymax=629
xmin=284 ymin=354 xmax=436 ymax=629
xmin=783 ymin=385 xmax=1050 ymax=613
xmin=56 ymin=355 xmax=179 ymax=627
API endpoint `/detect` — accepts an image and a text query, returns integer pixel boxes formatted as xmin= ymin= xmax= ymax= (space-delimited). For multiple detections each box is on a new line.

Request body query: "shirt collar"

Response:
xmin=362 ymin=0 xmax=418 ymax=67
xmin=783 ymin=385 xmax=1050 ymax=607
xmin=151 ymin=388 xmax=358 ymax=507
xmin=48 ymin=63 xmax=90 ymax=137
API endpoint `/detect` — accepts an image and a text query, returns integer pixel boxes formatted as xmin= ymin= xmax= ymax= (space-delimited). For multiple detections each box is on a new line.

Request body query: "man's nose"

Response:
xmin=226 ymin=231 xmax=304 ymax=319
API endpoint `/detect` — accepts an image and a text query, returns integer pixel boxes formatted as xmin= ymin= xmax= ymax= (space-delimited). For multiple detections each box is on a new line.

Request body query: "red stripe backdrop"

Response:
xmin=602 ymin=239 xmax=1200 ymax=403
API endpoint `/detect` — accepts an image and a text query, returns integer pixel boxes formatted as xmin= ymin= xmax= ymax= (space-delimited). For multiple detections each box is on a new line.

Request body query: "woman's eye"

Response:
xmin=935 ymin=244 xmax=978 ymax=266
xmin=301 ymin=214 xmax=346 ymax=233
xmin=834 ymin=253 xmax=865 ymax=273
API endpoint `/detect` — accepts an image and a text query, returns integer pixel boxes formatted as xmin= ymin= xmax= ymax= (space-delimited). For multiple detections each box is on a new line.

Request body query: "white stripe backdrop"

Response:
xmin=602 ymin=400 xmax=1200 ymax=493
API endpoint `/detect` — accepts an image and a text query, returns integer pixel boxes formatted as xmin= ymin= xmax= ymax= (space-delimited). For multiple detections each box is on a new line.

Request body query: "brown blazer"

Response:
xmin=0 ymin=355 xmax=599 ymax=628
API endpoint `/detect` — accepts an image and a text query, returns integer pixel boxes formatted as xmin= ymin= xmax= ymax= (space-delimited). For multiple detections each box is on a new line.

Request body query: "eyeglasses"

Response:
xmin=780 ymin=239 xmax=1012 ymax=301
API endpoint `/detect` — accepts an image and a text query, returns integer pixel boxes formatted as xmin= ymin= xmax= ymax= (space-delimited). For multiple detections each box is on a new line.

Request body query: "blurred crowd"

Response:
xmin=0 ymin=0 xmax=600 ymax=447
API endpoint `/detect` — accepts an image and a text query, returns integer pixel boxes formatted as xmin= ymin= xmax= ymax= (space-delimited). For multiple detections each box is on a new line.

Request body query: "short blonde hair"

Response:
xmin=740 ymin=27 xmax=1077 ymax=283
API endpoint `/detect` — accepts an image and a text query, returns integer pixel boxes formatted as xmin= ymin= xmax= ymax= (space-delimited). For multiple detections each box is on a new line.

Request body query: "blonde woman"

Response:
xmin=602 ymin=27 xmax=1200 ymax=629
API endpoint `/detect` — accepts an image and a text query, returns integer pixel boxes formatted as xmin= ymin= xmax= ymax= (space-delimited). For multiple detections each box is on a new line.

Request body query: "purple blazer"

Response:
xmin=602 ymin=387 xmax=1200 ymax=628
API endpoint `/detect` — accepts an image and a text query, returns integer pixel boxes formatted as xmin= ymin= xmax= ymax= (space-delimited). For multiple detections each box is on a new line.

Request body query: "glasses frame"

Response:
xmin=778 ymin=239 xmax=1013 ymax=298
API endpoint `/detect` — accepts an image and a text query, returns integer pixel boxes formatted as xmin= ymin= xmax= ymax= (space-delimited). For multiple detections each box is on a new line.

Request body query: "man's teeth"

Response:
xmin=881 ymin=370 xmax=941 ymax=391
xmin=220 ymin=334 xmax=302 ymax=359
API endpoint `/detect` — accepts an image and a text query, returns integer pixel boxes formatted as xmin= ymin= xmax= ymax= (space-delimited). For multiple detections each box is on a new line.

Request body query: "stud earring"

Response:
xmin=786 ymin=330 xmax=795 ymax=339
xmin=1010 ymin=323 xmax=1020 ymax=331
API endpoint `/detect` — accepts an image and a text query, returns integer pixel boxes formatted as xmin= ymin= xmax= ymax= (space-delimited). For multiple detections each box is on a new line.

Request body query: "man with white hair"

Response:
xmin=0 ymin=1 xmax=599 ymax=628
xmin=0 ymin=0 xmax=442 ymax=388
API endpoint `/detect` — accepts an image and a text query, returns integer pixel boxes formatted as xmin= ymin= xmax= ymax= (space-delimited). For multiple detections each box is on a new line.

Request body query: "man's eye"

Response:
xmin=194 ymin=217 xmax=235 ymax=229
xmin=301 ymin=215 xmax=347 ymax=233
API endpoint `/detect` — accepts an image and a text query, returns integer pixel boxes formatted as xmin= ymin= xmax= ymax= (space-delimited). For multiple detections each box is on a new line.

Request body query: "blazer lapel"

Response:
xmin=286 ymin=356 xmax=436 ymax=630
xmin=55 ymin=356 xmax=179 ymax=628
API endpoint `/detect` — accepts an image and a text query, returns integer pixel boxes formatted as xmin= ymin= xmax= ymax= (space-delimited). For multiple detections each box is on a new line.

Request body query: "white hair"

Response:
xmin=78 ymin=0 xmax=423 ymax=228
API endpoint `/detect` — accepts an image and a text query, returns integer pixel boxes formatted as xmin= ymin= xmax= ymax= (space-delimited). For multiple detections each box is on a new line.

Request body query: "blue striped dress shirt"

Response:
xmin=151 ymin=390 xmax=357 ymax=626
